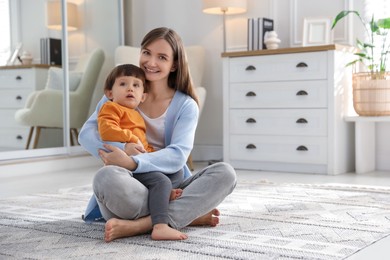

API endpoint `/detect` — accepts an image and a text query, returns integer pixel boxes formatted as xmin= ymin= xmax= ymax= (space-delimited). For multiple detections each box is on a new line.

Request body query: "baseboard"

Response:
xmin=191 ymin=144 xmax=223 ymax=162
xmin=0 ymin=145 xmax=222 ymax=178
xmin=0 ymin=154 xmax=102 ymax=178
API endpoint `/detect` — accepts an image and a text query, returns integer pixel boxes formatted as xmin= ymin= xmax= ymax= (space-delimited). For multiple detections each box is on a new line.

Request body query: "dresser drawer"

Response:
xmin=229 ymin=135 xmax=327 ymax=164
xmin=230 ymin=80 xmax=327 ymax=108
xmin=0 ymin=89 xmax=32 ymax=108
xmin=229 ymin=109 xmax=327 ymax=136
xmin=0 ymin=127 xmax=29 ymax=149
xmin=0 ymin=109 xmax=24 ymax=127
xmin=0 ymin=69 xmax=34 ymax=89
xmin=229 ymin=52 xmax=327 ymax=83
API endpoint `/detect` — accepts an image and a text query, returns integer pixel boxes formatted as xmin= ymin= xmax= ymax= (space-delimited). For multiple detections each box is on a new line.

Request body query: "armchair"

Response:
xmin=115 ymin=45 xmax=206 ymax=170
xmin=15 ymin=48 xmax=105 ymax=149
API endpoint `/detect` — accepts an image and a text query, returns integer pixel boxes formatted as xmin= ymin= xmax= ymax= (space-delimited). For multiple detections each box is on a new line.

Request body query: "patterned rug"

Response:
xmin=1 ymin=182 xmax=390 ymax=260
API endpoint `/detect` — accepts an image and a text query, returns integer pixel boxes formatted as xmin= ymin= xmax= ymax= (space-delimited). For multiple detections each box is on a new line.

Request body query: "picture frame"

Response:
xmin=6 ymin=43 xmax=23 ymax=65
xmin=302 ymin=18 xmax=332 ymax=46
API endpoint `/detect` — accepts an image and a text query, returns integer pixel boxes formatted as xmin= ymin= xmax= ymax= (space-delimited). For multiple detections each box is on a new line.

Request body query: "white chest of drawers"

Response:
xmin=0 ymin=65 xmax=50 ymax=150
xmin=222 ymin=45 xmax=355 ymax=175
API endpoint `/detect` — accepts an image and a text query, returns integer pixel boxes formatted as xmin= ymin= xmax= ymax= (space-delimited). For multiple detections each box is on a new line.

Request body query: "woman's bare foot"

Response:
xmin=170 ymin=188 xmax=183 ymax=201
xmin=190 ymin=208 xmax=220 ymax=227
xmin=151 ymin=223 xmax=188 ymax=240
xmin=105 ymin=216 xmax=152 ymax=242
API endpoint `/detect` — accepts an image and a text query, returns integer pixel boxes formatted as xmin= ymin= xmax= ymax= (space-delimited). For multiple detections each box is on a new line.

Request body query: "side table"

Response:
xmin=345 ymin=116 xmax=390 ymax=173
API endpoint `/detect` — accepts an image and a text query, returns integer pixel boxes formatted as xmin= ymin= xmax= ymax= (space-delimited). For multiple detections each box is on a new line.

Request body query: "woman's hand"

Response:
xmin=124 ymin=142 xmax=145 ymax=156
xmin=99 ymin=144 xmax=137 ymax=170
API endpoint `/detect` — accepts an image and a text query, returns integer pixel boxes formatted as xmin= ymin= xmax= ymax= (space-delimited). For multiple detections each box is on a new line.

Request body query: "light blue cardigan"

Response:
xmin=79 ymin=91 xmax=198 ymax=221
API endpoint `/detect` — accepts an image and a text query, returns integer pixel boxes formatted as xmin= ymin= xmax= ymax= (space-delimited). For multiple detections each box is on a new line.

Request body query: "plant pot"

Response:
xmin=352 ymin=72 xmax=390 ymax=116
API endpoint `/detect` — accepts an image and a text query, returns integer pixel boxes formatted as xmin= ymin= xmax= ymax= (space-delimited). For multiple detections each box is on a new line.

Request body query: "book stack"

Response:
xmin=247 ymin=18 xmax=274 ymax=50
xmin=40 ymin=38 xmax=62 ymax=65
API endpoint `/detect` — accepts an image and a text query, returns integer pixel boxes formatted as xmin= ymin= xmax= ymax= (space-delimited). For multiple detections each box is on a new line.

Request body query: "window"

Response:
xmin=364 ymin=0 xmax=389 ymax=20
xmin=0 ymin=0 xmax=10 ymax=65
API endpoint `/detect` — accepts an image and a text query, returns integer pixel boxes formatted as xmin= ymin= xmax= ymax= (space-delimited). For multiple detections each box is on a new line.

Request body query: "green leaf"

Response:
xmin=332 ymin=10 xmax=361 ymax=29
xmin=370 ymin=16 xmax=379 ymax=33
xmin=345 ymin=60 xmax=360 ymax=67
xmin=363 ymin=42 xmax=375 ymax=48
xmin=354 ymin=53 xmax=366 ymax=58
xmin=378 ymin=18 xmax=390 ymax=29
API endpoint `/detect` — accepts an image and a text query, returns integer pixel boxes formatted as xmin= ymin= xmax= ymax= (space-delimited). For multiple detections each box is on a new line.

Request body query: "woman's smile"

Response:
xmin=144 ymin=66 xmax=160 ymax=73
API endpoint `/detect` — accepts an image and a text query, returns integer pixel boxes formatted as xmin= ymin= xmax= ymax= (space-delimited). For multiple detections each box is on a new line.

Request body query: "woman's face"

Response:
xmin=140 ymin=39 xmax=176 ymax=83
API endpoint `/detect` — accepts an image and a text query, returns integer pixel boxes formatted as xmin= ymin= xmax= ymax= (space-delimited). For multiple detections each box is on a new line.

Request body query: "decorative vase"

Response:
xmin=352 ymin=72 xmax=390 ymax=116
xmin=264 ymin=31 xmax=281 ymax=50
xmin=21 ymin=51 xmax=33 ymax=65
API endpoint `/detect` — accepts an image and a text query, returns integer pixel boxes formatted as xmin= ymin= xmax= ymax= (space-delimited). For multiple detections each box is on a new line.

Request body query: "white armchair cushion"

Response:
xmin=45 ymin=67 xmax=83 ymax=91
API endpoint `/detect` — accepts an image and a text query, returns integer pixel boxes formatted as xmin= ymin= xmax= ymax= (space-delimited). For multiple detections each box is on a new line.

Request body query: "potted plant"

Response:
xmin=332 ymin=11 xmax=390 ymax=116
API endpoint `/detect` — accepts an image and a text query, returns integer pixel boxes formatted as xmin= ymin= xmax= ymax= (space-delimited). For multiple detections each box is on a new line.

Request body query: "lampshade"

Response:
xmin=47 ymin=1 xmax=78 ymax=31
xmin=202 ymin=0 xmax=247 ymax=15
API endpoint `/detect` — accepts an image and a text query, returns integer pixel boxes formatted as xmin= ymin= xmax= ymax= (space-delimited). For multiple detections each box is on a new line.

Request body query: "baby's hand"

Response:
xmin=124 ymin=142 xmax=146 ymax=155
xmin=136 ymin=139 xmax=146 ymax=153
xmin=170 ymin=189 xmax=183 ymax=201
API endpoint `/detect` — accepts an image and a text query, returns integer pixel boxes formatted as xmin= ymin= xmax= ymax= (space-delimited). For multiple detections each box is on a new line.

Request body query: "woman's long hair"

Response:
xmin=141 ymin=27 xmax=199 ymax=105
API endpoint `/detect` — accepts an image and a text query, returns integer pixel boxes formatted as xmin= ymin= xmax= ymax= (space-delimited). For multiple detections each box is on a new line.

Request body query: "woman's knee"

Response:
xmin=93 ymin=165 xmax=132 ymax=194
xmin=211 ymin=162 xmax=237 ymax=186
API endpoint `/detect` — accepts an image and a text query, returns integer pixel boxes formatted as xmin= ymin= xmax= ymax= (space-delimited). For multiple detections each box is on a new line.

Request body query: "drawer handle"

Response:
xmin=245 ymin=65 xmax=256 ymax=71
xmin=16 ymin=95 xmax=22 ymax=101
xmin=296 ymin=62 xmax=308 ymax=68
xmin=296 ymin=118 xmax=308 ymax=124
xmin=296 ymin=90 xmax=308 ymax=96
xmin=246 ymin=144 xmax=257 ymax=149
xmin=246 ymin=118 xmax=256 ymax=123
xmin=245 ymin=91 xmax=256 ymax=97
xmin=15 ymin=75 xmax=22 ymax=80
xmin=16 ymin=135 xmax=23 ymax=140
xmin=296 ymin=145 xmax=308 ymax=151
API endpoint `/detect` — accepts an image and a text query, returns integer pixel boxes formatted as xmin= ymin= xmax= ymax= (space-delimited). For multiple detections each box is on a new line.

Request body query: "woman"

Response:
xmin=78 ymin=27 xmax=236 ymax=242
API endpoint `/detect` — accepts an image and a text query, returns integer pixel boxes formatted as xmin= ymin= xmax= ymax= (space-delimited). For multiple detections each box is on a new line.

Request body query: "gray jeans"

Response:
xmin=93 ymin=162 xmax=237 ymax=229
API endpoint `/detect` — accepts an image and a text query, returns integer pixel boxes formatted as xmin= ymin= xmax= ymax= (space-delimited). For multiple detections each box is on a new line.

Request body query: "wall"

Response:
xmin=127 ymin=0 xmax=390 ymax=172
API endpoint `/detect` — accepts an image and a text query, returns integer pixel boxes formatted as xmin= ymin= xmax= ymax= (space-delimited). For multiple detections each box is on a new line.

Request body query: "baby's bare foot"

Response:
xmin=151 ymin=224 xmax=188 ymax=240
xmin=190 ymin=208 xmax=220 ymax=227
xmin=170 ymin=188 xmax=183 ymax=201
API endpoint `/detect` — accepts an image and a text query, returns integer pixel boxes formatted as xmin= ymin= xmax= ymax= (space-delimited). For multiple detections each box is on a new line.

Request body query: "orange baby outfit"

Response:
xmin=98 ymin=101 xmax=154 ymax=152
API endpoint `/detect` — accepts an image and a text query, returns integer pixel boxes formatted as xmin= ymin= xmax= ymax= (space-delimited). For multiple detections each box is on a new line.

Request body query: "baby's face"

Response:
xmin=107 ymin=76 xmax=146 ymax=109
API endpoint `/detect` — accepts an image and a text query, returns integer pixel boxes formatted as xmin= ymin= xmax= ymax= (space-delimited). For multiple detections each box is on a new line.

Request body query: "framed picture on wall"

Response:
xmin=302 ymin=18 xmax=333 ymax=46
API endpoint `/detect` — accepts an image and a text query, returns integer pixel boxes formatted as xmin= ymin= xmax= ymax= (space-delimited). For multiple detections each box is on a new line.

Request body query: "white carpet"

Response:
xmin=1 ymin=182 xmax=390 ymax=259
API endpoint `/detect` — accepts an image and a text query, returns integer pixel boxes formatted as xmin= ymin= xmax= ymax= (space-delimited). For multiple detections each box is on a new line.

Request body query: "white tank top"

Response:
xmin=137 ymin=108 xmax=167 ymax=150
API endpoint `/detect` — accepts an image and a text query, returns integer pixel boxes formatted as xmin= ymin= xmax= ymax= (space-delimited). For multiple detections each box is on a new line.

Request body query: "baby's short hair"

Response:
xmin=104 ymin=64 xmax=147 ymax=92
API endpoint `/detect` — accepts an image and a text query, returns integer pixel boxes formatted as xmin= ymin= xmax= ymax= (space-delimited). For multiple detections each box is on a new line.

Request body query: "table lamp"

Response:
xmin=202 ymin=0 xmax=247 ymax=52
xmin=47 ymin=0 xmax=78 ymax=31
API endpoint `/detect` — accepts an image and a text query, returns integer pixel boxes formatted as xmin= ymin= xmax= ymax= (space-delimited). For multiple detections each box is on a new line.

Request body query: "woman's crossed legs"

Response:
xmin=93 ymin=162 xmax=237 ymax=242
